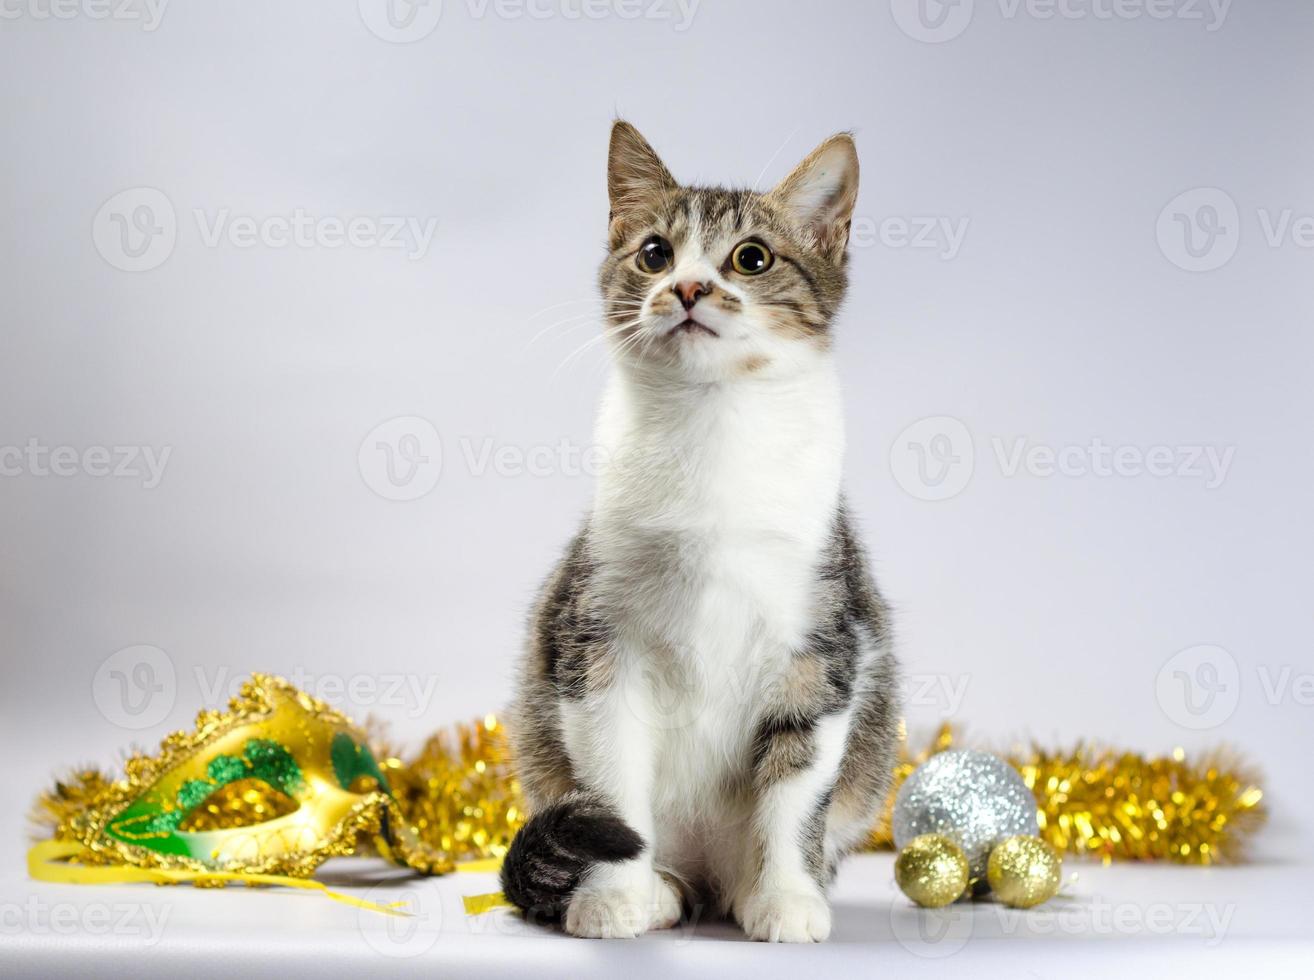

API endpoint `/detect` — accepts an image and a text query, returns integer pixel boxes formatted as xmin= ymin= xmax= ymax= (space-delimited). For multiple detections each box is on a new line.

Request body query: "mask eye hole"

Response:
xmin=636 ymin=235 xmax=674 ymax=274
xmin=176 ymin=778 xmax=300 ymax=832
xmin=730 ymin=240 xmax=774 ymax=276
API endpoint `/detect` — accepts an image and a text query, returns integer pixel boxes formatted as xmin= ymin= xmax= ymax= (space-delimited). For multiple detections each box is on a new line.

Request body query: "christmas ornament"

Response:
xmin=894 ymin=833 xmax=969 ymax=908
xmin=893 ymin=748 xmax=1038 ymax=891
xmin=987 ymin=835 xmax=1062 ymax=908
xmin=870 ymin=723 xmax=1266 ymax=865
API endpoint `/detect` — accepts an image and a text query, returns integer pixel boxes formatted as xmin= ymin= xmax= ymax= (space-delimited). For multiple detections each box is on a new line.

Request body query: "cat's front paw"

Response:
xmin=736 ymin=888 xmax=832 ymax=943
xmin=564 ymin=864 xmax=682 ymax=939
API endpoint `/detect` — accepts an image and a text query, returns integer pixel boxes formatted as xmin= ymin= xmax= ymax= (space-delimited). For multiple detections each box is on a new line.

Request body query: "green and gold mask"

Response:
xmin=37 ymin=674 xmax=448 ymax=880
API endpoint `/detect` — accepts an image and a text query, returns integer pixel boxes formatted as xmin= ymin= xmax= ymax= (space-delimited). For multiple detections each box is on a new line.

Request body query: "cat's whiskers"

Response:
xmin=552 ymin=317 xmax=645 ymax=377
xmin=577 ymin=319 xmax=657 ymax=384
xmin=524 ymin=302 xmax=647 ymax=350
xmin=524 ymin=312 xmax=607 ymax=349
xmin=606 ymin=322 xmax=654 ymax=364
xmin=529 ymin=296 xmax=646 ymax=311
xmin=525 ymin=297 xmax=611 ymax=320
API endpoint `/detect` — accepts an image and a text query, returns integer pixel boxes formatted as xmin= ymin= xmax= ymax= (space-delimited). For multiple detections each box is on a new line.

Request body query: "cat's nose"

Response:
xmin=672 ymin=281 xmax=712 ymax=311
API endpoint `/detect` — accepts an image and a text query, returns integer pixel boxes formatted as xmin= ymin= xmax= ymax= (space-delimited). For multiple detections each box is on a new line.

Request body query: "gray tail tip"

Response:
xmin=499 ymin=791 xmax=644 ymax=919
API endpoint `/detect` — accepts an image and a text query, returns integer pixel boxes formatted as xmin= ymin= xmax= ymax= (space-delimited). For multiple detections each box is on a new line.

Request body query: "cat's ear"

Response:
xmin=767 ymin=133 xmax=859 ymax=263
xmin=608 ymin=121 xmax=676 ymax=241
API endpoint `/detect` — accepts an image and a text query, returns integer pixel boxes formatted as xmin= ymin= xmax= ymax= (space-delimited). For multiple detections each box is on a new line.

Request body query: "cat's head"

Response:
xmin=598 ymin=120 xmax=858 ymax=383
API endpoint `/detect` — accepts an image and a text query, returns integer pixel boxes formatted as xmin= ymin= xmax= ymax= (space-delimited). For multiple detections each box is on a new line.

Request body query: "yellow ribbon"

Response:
xmin=462 ymin=891 xmax=513 ymax=915
xmin=30 ymin=840 xmax=511 ymax=917
xmin=27 ymin=840 xmax=408 ymax=917
xmin=453 ymin=856 xmax=509 ymax=916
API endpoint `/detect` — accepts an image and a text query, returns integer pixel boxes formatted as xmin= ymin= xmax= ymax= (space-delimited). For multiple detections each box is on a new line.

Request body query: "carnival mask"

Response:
xmin=36 ymin=675 xmax=448 ymax=882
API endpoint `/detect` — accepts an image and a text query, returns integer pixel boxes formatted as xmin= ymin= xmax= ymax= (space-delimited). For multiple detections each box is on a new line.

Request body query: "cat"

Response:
xmin=500 ymin=121 xmax=899 ymax=943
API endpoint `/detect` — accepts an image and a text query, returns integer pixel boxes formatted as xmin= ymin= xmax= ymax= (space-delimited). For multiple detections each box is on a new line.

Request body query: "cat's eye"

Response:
xmin=636 ymin=236 xmax=674 ymax=274
xmin=731 ymin=240 xmax=774 ymax=276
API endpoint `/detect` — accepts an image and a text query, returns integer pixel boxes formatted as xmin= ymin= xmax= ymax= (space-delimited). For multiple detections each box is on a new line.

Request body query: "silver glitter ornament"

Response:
xmin=892 ymin=749 xmax=1039 ymax=893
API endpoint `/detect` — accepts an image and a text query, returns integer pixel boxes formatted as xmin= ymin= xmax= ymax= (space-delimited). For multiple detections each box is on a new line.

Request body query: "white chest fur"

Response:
xmin=586 ymin=365 xmax=846 ymax=827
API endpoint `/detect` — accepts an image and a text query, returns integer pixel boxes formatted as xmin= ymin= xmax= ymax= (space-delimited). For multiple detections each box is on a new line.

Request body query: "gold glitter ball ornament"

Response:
xmin=987 ymin=835 xmax=1062 ymax=908
xmin=869 ymin=723 xmax=1266 ymax=866
xmin=894 ymin=833 xmax=970 ymax=908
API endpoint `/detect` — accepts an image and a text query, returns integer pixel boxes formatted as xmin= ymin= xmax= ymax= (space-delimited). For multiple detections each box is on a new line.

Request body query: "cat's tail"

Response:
xmin=499 ymin=790 xmax=643 ymax=919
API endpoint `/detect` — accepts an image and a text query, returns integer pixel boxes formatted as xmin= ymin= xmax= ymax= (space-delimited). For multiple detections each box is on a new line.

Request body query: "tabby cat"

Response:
xmin=501 ymin=121 xmax=899 ymax=943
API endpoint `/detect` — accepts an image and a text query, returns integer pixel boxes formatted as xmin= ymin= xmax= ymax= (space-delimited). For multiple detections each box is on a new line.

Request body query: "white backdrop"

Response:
xmin=1 ymin=1 xmax=1310 ymax=863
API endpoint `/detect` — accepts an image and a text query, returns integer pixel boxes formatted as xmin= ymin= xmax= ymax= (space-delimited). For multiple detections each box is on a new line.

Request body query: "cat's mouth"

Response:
xmin=669 ymin=318 xmax=719 ymax=338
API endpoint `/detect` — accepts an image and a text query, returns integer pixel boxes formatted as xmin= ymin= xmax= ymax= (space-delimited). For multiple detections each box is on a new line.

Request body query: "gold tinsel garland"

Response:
xmin=34 ymin=715 xmax=1265 ymax=876
xmin=868 ymin=723 xmax=1266 ymax=864
xmin=371 ymin=715 xmax=524 ymax=867
xmin=363 ymin=718 xmax=1267 ymax=867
